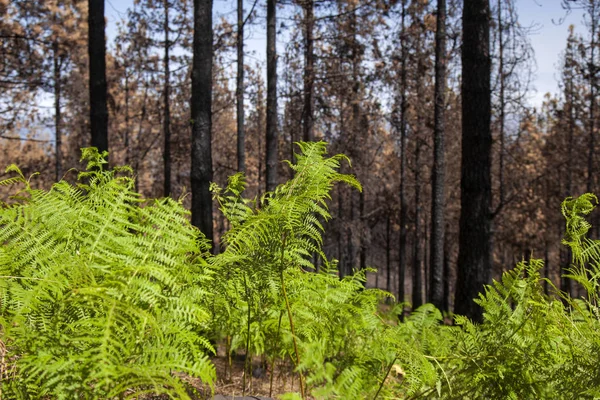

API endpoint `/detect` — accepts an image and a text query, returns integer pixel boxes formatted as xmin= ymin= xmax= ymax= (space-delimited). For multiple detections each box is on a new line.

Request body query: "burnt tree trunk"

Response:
xmin=586 ymin=1 xmax=597 ymax=195
xmin=429 ymin=0 xmax=447 ymax=310
xmin=412 ymin=136 xmax=423 ymax=309
xmin=53 ymin=41 xmax=63 ymax=182
xmin=455 ymin=0 xmax=492 ymax=322
xmin=163 ymin=0 xmax=172 ymax=196
xmin=191 ymin=0 xmax=214 ymax=245
xmin=237 ymin=0 xmax=246 ymax=172
xmin=302 ymin=0 xmax=314 ymax=142
xmin=386 ymin=213 xmax=391 ymax=293
xmin=124 ymin=62 xmax=130 ymax=165
xmin=88 ymin=0 xmax=108 ymax=154
xmin=265 ymin=0 xmax=278 ymax=192
xmin=398 ymin=0 xmax=408 ymax=307
xmin=497 ymin=0 xmax=506 ymax=206
xmin=561 ymin=28 xmax=577 ymax=297
xmin=443 ymin=230 xmax=450 ymax=311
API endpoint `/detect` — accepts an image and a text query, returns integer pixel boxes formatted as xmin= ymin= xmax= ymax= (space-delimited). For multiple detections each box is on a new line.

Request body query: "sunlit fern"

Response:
xmin=0 ymin=148 xmax=215 ymax=398
xmin=210 ymin=142 xmax=440 ymax=399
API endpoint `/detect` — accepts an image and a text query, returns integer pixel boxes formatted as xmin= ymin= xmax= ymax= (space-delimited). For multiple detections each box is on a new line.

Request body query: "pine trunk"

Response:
xmin=429 ymin=0 xmax=447 ymax=310
xmin=455 ymin=0 xmax=492 ymax=322
xmin=237 ymin=0 xmax=246 ymax=172
xmin=497 ymin=0 xmax=505 ymax=206
xmin=561 ymin=61 xmax=575 ymax=297
xmin=386 ymin=214 xmax=391 ymax=293
xmin=163 ymin=0 xmax=172 ymax=196
xmin=53 ymin=41 xmax=62 ymax=182
xmin=265 ymin=0 xmax=278 ymax=192
xmin=88 ymin=0 xmax=108 ymax=153
xmin=398 ymin=0 xmax=408 ymax=306
xmin=302 ymin=0 xmax=314 ymax=142
xmin=412 ymin=136 xmax=423 ymax=309
xmin=191 ymin=0 xmax=214 ymax=245
xmin=443 ymin=232 xmax=450 ymax=311
xmin=587 ymin=3 xmax=597 ymax=195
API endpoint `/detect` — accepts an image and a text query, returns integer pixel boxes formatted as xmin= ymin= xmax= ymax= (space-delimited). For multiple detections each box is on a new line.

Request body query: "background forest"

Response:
xmin=2 ymin=0 xmax=600 ymax=320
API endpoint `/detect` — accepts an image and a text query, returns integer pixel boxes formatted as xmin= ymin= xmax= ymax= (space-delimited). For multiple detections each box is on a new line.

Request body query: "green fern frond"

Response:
xmin=0 ymin=149 xmax=215 ymax=398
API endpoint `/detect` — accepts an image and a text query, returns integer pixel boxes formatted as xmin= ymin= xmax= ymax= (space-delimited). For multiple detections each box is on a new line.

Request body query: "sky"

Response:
xmin=517 ymin=0 xmax=585 ymax=108
xmin=104 ymin=0 xmax=588 ymax=110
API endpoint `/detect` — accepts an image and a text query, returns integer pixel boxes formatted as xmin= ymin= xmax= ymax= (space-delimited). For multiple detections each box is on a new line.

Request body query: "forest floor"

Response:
xmin=176 ymin=347 xmax=298 ymax=400
xmin=210 ymin=353 xmax=299 ymax=399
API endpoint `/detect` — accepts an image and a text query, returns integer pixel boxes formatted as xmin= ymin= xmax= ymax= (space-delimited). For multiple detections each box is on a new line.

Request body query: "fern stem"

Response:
xmin=242 ymin=274 xmax=252 ymax=395
xmin=269 ymin=310 xmax=283 ymax=397
xmin=226 ymin=334 xmax=232 ymax=381
xmin=373 ymin=357 xmax=396 ymax=400
xmin=280 ymin=232 xmax=306 ymax=399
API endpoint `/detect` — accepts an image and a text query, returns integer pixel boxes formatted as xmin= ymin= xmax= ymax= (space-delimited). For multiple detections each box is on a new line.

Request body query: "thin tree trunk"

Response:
xmin=412 ymin=136 xmax=423 ymax=309
xmin=544 ymin=239 xmax=550 ymax=295
xmin=386 ymin=214 xmax=391 ymax=293
xmin=587 ymin=2 xmax=596 ymax=195
xmin=338 ymin=184 xmax=344 ymax=277
xmin=302 ymin=0 xmax=314 ymax=142
xmin=359 ymin=191 xmax=366 ymax=271
xmin=443 ymin=230 xmax=450 ymax=311
xmin=237 ymin=0 xmax=246 ymax=172
xmin=349 ymin=7 xmax=363 ymax=276
xmin=412 ymin=27 xmax=426 ymax=309
xmin=124 ymin=64 xmax=130 ymax=165
xmin=163 ymin=0 xmax=172 ymax=196
xmin=347 ymin=192 xmax=355 ymax=274
xmin=265 ymin=0 xmax=278 ymax=192
xmin=88 ymin=0 xmax=109 ymax=154
xmin=497 ymin=0 xmax=505 ymax=206
xmin=191 ymin=0 xmax=214 ymax=245
xmin=429 ymin=0 xmax=447 ymax=310
xmin=53 ymin=41 xmax=62 ymax=182
xmin=133 ymin=81 xmax=150 ymax=193
xmin=424 ymin=221 xmax=429 ymax=301
xmin=587 ymin=3 xmax=599 ymax=241
xmin=398 ymin=0 xmax=408 ymax=307
xmin=256 ymin=79 xmax=265 ymax=198
xmin=455 ymin=0 xmax=492 ymax=322
xmin=561 ymin=55 xmax=575 ymax=297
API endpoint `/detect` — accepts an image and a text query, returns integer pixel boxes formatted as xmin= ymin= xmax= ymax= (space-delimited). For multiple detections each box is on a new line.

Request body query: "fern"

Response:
xmin=210 ymin=142 xmax=440 ymax=399
xmin=7 ymin=143 xmax=600 ymax=400
xmin=0 ymin=149 xmax=215 ymax=398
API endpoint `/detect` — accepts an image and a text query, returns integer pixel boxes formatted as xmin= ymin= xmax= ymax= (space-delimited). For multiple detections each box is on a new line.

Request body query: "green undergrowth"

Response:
xmin=1 ymin=143 xmax=600 ymax=398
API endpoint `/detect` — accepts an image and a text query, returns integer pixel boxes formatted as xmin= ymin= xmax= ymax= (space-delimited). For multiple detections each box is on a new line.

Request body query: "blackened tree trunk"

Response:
xmin=424 ymin=214 xmax=430 ymax=300
xmin=337 ymin=184 xmax=345 ymax=276
xmin=191 ymin=0 xmax=214 ymax=245
xmin=53 ymin=41 xmax=63 ymax=182
xmin=455 ymin=0 xmax=492 ymax=322
xmin=443 ymin=231 xmax=450 ymax=311
xmin=347 ymin=192 xmax=355 ymax=274
xmin=359 ymin=191 xmax=366 ymax=271
xmin=586 ymin=1 xmax=597 ymax=195
xmin=349 ymin=9 xmax=366 ymax=276
xmin=497 ymin=0 xmax=506 ymax=205
xmin=88 ymin=0 xmax=108 ymax=153
xmin=562 ymin=30 xmax=576 ymax=296
xmin=163 ymin=0 xmax=172 ymax=196
xmin=429 ymin=0 xmax=447 ymax=310
xmin=302 ymin=0 xmax=314 ymax=142
xmin=544 ymin=177 xmax=550 ymax=294
xmin=412 ymin=136 xmax=423 ymax=309
xmin=386 ymin=213 xmax=391 ymax=293
xmin=265 ymin=0 xmax=278 ymax=192
xmin=398 ymin=0 xmax=408 ymax=306
xmin=237 ymin=0 xmax=246 ymax=172
xmin=124 ymin=63 xmax=130 ymax=165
